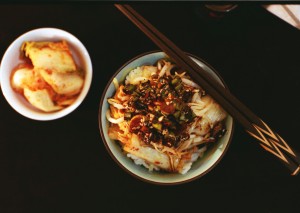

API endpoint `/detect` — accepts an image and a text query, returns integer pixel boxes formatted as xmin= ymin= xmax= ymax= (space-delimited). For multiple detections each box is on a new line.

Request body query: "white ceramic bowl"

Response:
xmin=99 ymin=51 xmax=234 ymax=185
xmin=0 ymin=28 xmax=92 ymax=120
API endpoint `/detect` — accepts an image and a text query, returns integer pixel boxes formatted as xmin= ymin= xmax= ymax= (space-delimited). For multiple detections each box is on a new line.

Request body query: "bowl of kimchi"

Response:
xmin=0 ymin=28 xmax=92 ymax=120
xmin=99 ymin=51 xmax=234 ymax=185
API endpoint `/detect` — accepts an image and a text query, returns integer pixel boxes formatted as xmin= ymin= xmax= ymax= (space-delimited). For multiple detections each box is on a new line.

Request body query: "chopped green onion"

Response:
xmin=179 ymin=114 xmax=186 ymax=121
xmin=125 ymin=84 xmax=136 ymax=93
xmin=154 ymin=106 xmax=161 ymax=111
xmin=175 ymin=102 xmax=183 ymax=111
xmin=153 ymin=123 xmax=162 ymax=131
xmin=171 ymin=77 xmax=180 ymax=85
xmin=175 ymin=84 xmax=182 ymax=92
xmin=173 ymin=110 xmax=180 ymax=118
xmin=169 ymin=131 xmax=175 ymax=138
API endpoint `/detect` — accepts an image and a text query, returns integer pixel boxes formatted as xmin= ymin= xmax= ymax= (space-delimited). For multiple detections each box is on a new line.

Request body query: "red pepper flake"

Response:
xmin=157 ymin=82 xmax=162 ymax=89
xmin=161 ymin=102 xmax=175 ymax=114
xmin=131 ymin=147 xmax=139 ymax=151
xmin=45 ymin=69 xmax=52 ymax=75
xmin=141 ymin=126 xmax=149 ymax=133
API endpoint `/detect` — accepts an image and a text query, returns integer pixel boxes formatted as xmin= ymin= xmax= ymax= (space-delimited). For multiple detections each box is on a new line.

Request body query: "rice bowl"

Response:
xmin=99 ymin=51 xmax=234 ymax=185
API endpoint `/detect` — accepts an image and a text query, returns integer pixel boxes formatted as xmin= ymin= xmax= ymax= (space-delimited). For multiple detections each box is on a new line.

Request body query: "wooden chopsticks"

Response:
xmin=115 ymin=4 xmax=300 ymax=175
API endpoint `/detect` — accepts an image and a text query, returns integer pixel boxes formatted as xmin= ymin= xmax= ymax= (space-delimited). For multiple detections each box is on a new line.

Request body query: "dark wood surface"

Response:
xmin=1 ymin=3 xmax=299 ymax=212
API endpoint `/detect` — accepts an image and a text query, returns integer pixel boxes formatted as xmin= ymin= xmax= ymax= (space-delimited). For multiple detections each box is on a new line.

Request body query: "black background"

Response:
xmin=0 ymin=3 xmax=299 ymax=213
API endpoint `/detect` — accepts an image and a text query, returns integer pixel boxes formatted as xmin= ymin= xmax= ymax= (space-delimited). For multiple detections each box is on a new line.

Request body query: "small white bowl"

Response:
xmin=99 ymin=51 xmax=234 ymax=185
xmin=0 ymin=28 xmax=92 ymax=120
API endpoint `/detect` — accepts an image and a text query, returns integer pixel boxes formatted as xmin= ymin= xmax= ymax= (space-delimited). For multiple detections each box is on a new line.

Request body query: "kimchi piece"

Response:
xmin=22 ymin=41 xmax=76 ymax=73
xmin=11 ymin=41 xmax=84 ymax=112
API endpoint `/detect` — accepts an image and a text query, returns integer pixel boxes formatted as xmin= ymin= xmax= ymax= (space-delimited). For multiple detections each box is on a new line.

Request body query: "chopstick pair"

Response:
xmin=115 ymin=4 xmax=300 ymax=175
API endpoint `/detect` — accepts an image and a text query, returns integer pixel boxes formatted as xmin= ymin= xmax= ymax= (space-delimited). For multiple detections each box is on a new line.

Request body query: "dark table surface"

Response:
xmin=1 ymin=3 xmax=299 ymax=213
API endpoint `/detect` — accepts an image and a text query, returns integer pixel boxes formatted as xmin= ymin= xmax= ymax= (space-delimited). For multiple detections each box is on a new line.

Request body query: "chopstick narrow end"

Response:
xmin=291 ymin=166 xmax=300 ymax=176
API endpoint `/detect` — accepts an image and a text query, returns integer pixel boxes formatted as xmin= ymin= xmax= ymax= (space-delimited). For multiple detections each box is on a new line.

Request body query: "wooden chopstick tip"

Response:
xmin=291 ymin=166 xmax=300 ymax=176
